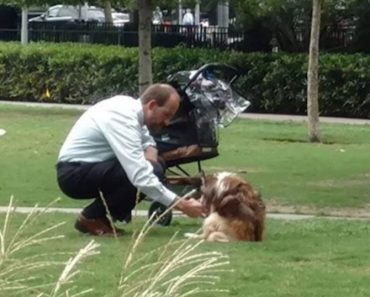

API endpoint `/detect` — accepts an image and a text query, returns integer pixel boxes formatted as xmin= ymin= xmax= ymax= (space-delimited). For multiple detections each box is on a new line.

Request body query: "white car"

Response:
xmin=29 ymin=5 xmax=129 ymax=27
xmin=112 ymin=11 xmax=130 ymax=27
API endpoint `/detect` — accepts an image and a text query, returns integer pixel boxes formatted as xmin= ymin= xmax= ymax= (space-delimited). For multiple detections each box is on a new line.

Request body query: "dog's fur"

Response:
xmin=187 ymin=172 xmax=266 ymax=242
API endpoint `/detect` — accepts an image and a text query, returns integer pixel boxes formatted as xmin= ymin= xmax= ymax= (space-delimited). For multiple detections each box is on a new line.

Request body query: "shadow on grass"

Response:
xmin=262 ymin=137 xmax=339 ymax=145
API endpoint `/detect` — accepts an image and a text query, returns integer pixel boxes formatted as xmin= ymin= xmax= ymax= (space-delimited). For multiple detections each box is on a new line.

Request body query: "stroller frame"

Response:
xmin=147 ymin=63 xmax=247 ymax=225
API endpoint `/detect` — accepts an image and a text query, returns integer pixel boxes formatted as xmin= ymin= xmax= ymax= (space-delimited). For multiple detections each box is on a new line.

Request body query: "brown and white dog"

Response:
xmin=186 ymin=172 xmax=266 ymax=243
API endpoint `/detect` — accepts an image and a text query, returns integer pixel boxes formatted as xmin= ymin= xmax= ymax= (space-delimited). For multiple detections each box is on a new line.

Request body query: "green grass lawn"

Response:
xmin=1 ymin=104 xmax=370 ymax=296
xmin=0 ymin=104 xmax=369 ymax=213
xmin=2 ymin=211 xmax=370 ymax=297
xmin=211 ymin=119 xmax=370 ymax=210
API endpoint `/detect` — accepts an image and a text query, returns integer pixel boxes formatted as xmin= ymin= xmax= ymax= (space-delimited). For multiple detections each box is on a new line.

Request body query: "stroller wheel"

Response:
xmin=148 ymin=202 xmax=173 ymax=226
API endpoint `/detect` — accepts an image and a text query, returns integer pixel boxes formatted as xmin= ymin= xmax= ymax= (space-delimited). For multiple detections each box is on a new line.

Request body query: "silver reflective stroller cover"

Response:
xmin=153 ymin=63 xmax=250 ymax=166
xmin=169 ymin=63 xmax=251 ymax=128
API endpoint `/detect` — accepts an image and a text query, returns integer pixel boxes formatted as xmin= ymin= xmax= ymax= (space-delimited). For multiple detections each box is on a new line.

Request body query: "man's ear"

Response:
xmin=147 ymin=99 xmax=157 ymax=111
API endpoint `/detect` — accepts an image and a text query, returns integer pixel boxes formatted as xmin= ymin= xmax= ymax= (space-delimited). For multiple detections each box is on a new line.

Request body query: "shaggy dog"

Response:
xmin=186 ymin=172 xmax=266 ymax=242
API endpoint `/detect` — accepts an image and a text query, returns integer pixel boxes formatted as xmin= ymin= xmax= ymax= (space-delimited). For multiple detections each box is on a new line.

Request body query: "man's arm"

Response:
xmin=144 ymin=146 xmax=158 ymax=163
xmin=98 ymin=108 xmax=177 ymax=206
xmin=173 ymin=197 xmax=205 ymax=218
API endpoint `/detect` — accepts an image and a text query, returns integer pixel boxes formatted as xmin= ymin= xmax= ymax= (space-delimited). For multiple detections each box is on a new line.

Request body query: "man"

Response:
xmin=182 ymin=8 xmax=194 ymax=26
xmin=57 ymin=84 xmax=204 ymax=236
xmin=152 ymin=6 xmax=163 ymax=25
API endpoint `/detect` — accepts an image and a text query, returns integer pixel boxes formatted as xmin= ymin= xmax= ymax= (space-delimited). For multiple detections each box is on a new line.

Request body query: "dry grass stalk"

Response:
xmin=116 ymin=196 xmax=231 ymax=297
xmin=122 ymin=193 xmax=187 ymax=271
xmin=1 ymin=197 xmax=65 ymax=259
xmin=118 ymin=236 xmax=230 ymax=297
xmin=48 ymin=240 xmax=100 ymax=297
xmin=98 ymin=190 xmax=119 ymax=239
xmin=1 ymin=193 xmax=230 ymax=297
xmin=0 ymin=197 xmax=99 ymax=297
xmin=0 ymin=196 xmax=67 ymax=295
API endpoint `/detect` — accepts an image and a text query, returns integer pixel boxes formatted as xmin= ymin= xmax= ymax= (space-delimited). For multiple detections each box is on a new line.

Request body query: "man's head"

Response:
xmin=141 ymin=83 xmax=180 ymax=132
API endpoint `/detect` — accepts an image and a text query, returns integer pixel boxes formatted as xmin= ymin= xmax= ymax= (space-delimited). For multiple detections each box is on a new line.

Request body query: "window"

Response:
xmin=87 ymin=8 xmax=104 ymax=20
xmin=47 ymin=8 xmax=59 ymax=17
xmin=58 ymin=7 xmax=78 ymax=18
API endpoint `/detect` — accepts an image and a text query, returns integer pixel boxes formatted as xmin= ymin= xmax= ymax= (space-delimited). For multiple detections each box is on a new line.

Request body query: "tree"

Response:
xmin=123 ymin=0 xmax=198 ymax=94
xmin=307 ymin=0 xmax=322 ymax=142
xmin=228 ymin=0 xmax=312 ymax=51
xmin=123 ymin=0 xmax=234 ymax=93
xmin=1 ymin=0 xmax=86 ymax=45
xmin=0 ymin=0 xmax=39 ymax=45
xmin=103 ymin=0 xmax=113 ymax=23
xmin=138 ymin=0 xmax=153 ymax=94
xmin=229 ymin=0 xmax=359 ymax=52
xmin=349 ymin=0 xmax=370 ymax=52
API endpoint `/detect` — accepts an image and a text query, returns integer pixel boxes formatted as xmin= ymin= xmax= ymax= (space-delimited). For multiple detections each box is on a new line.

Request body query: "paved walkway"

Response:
xmin=1 ymin=100 xmax=369 ymax=125
xmin=238 ymin=112 xmax=370 ymax=125
xmin=0 ymin=206 xmax=368 ymax=221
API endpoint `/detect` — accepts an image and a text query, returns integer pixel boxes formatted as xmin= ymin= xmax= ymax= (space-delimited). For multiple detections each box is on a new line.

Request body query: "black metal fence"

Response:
xmin=0 ymin=28 xmax=19 ymax=41
xmin=0 ymin=22 xmax=245 ymax=50
xmin=0 ymin=21 xmax=356 ymax=52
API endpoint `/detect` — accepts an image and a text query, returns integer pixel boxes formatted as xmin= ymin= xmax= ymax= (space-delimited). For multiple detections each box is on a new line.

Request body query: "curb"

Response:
xmin=238 ymin=113 xmax=370 ymax=125
xmin=0 ymin=206 xmax=368 ymax=221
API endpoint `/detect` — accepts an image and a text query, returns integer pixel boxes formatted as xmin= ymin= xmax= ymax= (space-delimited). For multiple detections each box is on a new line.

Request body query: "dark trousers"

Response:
xmin=56 ymin=159 xmax=165 ymax=221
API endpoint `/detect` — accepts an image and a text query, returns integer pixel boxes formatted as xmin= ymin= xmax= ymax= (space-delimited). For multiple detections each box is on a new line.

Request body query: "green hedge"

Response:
xmin=0 ymin=42 xmax=369 ymax=118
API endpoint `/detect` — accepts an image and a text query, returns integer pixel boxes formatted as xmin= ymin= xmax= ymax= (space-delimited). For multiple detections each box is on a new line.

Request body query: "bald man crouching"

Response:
xmin=56 ymin=84 xmax=204 ymax=236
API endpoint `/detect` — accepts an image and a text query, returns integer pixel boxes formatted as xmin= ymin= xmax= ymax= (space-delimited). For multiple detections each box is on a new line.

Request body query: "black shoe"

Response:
xmin=124 ymin=212 xmax=132 ymax=223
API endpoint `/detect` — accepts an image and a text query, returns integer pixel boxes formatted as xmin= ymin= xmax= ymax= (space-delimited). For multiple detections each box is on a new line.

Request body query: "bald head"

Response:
xmin=140 ymin=83 xmax=180 ymax=107
xmin=141 ymin=84 xmax=180 ymax=132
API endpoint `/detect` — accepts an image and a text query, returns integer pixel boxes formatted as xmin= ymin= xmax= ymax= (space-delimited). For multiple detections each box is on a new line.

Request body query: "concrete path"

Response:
xmin=238 ymin=112 xmax=370 ymax=125
xmin=1 ymin=100 xmax=369 ymax=125
xmin=0 ymin=205 xmax=307 ymax=220
xmin=0 ymin=206 xmax=368 ymax=221
xmin=0 ymin=206 xmax=319 ymax=220
xmin=0 ymin=100 xmax=89 ymax=111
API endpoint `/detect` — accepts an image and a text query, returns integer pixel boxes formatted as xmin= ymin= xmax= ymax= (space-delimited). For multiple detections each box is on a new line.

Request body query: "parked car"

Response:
xmin=111 ymin=11 xmax=130 ymax=27
xmin=28 ymin=5 xmax=129 ymax=26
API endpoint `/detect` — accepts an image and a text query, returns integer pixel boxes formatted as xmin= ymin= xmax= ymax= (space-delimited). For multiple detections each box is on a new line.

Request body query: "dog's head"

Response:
xmin=201 ymin=172 xmax=266 ymax=240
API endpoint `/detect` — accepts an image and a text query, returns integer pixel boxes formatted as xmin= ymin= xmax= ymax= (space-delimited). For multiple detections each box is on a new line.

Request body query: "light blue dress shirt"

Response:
xmin=58 ymin=95 xmax=177 ymax=206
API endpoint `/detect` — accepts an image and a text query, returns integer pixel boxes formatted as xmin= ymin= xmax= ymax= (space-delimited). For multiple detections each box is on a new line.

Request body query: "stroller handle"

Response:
xmin=183 ymin=63 xmax=240 ymax=91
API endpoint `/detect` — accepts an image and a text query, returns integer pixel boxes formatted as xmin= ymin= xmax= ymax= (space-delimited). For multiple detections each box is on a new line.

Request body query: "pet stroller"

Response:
xmin=148 ymin=63 xmax=251 ymax=225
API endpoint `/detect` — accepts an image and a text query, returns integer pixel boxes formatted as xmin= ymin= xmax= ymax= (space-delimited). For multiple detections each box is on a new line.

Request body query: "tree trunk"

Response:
xmin=138 ymin=0 xmax=153 ymax=95
xmin=274 ymin=16 xmax=300 ymax=52
xmin=178 ymin=0 xmax=183 ymax=25
xmin=21 ymin=6 xmax=28 ymax=45
xmin=103 ymin=0 xmax=113 ymax=24
xmin=307 ymin=0 xmax=322 ymax=143
xmin=217 ymin=1 xmax=229 ymax=28
xmin=195 ymin=0 xmax=200 ymax=25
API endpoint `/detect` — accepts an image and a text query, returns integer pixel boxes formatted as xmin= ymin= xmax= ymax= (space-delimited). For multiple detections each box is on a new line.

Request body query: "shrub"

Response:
xmin=0 ymin=42 xmax=369 ymax=118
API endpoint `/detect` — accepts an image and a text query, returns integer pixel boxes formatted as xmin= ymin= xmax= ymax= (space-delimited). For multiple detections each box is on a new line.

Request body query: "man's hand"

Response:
xmin=174 ymin=197 xmax=205 ymax=218
xmin=144 ymin=146 xmax=158 ymax=163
